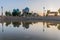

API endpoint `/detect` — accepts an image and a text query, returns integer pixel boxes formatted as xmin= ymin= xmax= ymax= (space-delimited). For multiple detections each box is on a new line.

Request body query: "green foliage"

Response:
xmin=12 ymin=9 xmax=21 ymax=16
xmin=5 ymin=7 xmax=40 ymax=17
xmin=28 ymin=13 xmax=32 ymax=16
xmin=58 ymin=8 xmax=60 ymax=13
xmin=47 ymin=10 xmax=50 ymax=14
xmin=5 ymin=11 xmax=11 ymax=16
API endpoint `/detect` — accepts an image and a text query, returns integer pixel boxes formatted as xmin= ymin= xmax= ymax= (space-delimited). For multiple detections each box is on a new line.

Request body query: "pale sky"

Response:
xmin=0 ymin=0 xmax=60 ymax=15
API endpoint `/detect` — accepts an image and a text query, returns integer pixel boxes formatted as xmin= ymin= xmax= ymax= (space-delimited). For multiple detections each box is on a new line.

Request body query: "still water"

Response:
xmin=0 ymin=21 xmax=60 ymax=40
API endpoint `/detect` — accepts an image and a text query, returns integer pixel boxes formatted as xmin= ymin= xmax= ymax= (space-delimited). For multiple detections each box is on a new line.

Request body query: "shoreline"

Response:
xmin=0 ymin=16 xmax=60 ymax=23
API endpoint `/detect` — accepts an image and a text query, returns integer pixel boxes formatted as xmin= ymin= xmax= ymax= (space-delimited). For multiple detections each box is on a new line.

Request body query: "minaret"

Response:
xmin=1 ymin=6 xmax=4 ymax=32
xmin=43 ymin=7 xmax=45 ymax=16
xmin=1 ymin=6 xmax=3 ymax=16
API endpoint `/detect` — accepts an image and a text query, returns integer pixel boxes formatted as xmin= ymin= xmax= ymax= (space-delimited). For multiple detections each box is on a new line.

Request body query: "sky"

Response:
xmin=0 ymin=0 xmax=60 ymax=15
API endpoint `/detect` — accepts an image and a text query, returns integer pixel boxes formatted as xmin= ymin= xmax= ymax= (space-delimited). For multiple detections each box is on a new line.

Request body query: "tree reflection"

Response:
xmin=2 ymin=21 xmax=60 ymax=31
xmin=5 ymin=21 xmax=60 ymax=30
xmin=5 ymin=22 xmax=11 ymax=26
xmin=46 ymin=22 xmax=50 ymax=28
xmin=5 ymin=21 xmax=37 ymax=29
xmin=57 ymin=24 xmax=60 ymax=30
xmin=22 ymin=22 xmax=32 ymax=29
xmin=12 ymin=22 xmax=21 ymax=27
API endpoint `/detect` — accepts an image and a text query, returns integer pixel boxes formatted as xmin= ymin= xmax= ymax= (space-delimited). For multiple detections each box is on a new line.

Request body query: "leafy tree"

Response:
xmin=47 ymin=10 xmax=50 ymax=13
xmin=5 ymin=11 xmax=11 ymax=16
xmin=28 ymin=13 xmax=32 ymax=16
xmin=12 ymin=9 xmax=21 ymax=16
xmin=58 ymin=8 xmax=60 ymax=14
xmin=46 ymin=10 xmax=50 ymax=16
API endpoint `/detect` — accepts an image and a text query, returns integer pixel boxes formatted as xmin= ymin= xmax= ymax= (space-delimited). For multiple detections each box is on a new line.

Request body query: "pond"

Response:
xmin=0 ymin=21 xmax=60 ymax=40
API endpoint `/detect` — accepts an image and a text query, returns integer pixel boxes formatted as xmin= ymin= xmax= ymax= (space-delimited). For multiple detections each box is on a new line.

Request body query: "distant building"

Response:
xmin=22 ymin=7 xmax=29 ymax=13
xmin=46 ymin=11 xmax=58 ymax=16
xmin=49 ymin=12 xmax=58 ymax=14
xmin=32 ymin=13 xmax=39 ymax=17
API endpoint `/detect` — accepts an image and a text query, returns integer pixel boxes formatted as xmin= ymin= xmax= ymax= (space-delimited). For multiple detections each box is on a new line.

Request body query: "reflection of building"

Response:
xmin=46 ymin=22 xmax=60 ymax=30
xmin=1 ymin=19 xmax=4 ymax=32
xmin=32 ymin=13 xmax=39 ymax=17
xmin=43 ymin=22 xmax=45 ymax=32
xmin=46 ymin=22 xmax=57 ymax=28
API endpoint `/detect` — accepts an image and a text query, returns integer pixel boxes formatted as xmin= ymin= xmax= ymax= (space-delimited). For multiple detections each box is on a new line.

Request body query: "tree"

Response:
xmin=58 ymin=8 xmax=60 ymax=14
xmin=12 ymin=9 xmax=21 ymax=16
xmin=47 ymin=10 xmax=50 ymax=13
xmin=28 ymin=13 xmax=32 ymax=16
xmin=5 ymin=11 xmax=11 ymax=16
xmin=46 ymin=10 xmax=50 ymax=16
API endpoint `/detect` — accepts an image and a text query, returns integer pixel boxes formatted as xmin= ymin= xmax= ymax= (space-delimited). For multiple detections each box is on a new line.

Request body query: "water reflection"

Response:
xmin=43 ymin=21 xmax=45 ymax=32
xmin=46 ymin=22 xmax=57 ymax=28
xmin=1 ymin=21 xmax=60 ymax=40
xmin=5 ymin=22 xmax=11 ymax=26
xmin=12 ymin=22 xmax=21 ymax=27
xmin=2 ymin=21 xmax=60 ymax=30
xmin=5 ymin=21 xmax=38 ymax=29
xmin=22 ymin=22 xmax=32 ymax=29
xmin=46 ymin=22 xmax=60 ymax=30
xmin=57 ymin=24 xmax=60 ymax=30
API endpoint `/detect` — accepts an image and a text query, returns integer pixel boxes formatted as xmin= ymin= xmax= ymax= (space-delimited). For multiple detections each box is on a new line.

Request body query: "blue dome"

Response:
xmin=24 ymin=7 xmax=29 ymax=13
xmin=25 ymin=7 xmax=29 ymax=10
